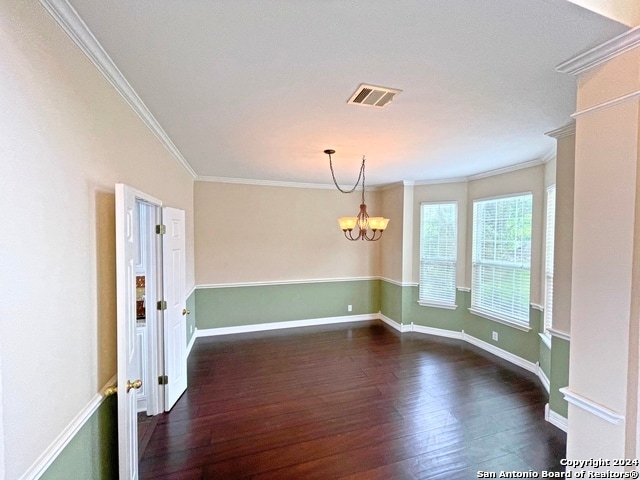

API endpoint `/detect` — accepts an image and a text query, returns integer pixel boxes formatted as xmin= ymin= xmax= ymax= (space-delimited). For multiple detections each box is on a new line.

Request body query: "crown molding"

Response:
xmin=540 ymin=148 xmax=556 ymax=164
xmin=196 ymin=175 xmax=335 ymax=189
xmin=196 ymin=175 xmax=391 ymax=191
xmin=414 ymin=176 xmax=467 ymax=186
xmin=413 ymin=156 xmax=551 ymax=186
xmin=200 ymin=155 xmax=552 ymax=189
xmin=377 ymin=181 xmax=405 ymax=191
xmin=545 ymin=121 xmax=576 ymax=139
xmin=38 ymin=0 xmax=197 ymax=178
xmin=556 ymin=26 xmax=640 ymax=76
xmin=467 ymin=156 xmax=547 ymax=181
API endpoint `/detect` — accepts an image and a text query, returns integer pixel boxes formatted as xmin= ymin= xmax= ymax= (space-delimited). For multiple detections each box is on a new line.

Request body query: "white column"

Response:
xmin=557 ymin=28 xmax=640 ymax=465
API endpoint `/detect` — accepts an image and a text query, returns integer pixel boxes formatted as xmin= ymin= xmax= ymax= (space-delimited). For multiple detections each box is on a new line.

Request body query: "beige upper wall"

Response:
xmin=0 ymin=2 xmax=194 ymax=477
xmin=378 ymin=184 xmax=405 ymax=283
xmin=552 ymin=135 xmax=575 ymax=334
xmin=545 ymin=156 xmax=557 ymax=188
xmin=412 ymin=182 xmax=469 ymax=286
xmin=194 ymin=181 xmax=380 ymax=284
xmin=467 ymin=165 xmax=546 ymax=305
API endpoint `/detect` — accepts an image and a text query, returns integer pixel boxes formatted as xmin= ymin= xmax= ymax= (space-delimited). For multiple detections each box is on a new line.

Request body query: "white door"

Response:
xmin=162 ymin=207 xmax=187 ymax=410
xmin=115 ymin=184 xmax=142 ymax=480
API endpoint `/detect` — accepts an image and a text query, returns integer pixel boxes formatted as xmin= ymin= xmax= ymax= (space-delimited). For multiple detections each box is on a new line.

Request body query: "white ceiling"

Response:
xmin=67 ymin=0 xmax=628 ymax=186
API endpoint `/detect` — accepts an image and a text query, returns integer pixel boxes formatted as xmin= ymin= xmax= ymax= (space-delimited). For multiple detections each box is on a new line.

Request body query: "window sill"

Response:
xmin=539 ymin=332 xmax=551 ymax=349
xmin=417 ymin=301 xmax=457 ymax=310
xmin=468 ymin=308 xmax=531 ymax=332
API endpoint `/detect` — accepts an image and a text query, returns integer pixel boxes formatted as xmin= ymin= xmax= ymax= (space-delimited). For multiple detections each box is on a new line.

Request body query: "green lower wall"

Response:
xmin=195 ymin=280 xmax=380 ymax=329
xmin=380 ymin=284 xmax=542 ymax=364
xmin=40 ymin=395 xmax=118 ymax=480
xmin=380 ymin=280 xmax=403 ymax=322
xmin=464 ymin=304 xmax=542 ymax=364
xmin=550 ymin=336 xmax=570 ymax=418
xmin=406 ymin=288 xmax=468 ymax=332
xmin=539 ymin=339 xmax=551 ymax=379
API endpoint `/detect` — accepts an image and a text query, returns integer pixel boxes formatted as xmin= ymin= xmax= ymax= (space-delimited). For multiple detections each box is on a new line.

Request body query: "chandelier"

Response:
xmin=324 ymin=149 xmax=390 ymax=241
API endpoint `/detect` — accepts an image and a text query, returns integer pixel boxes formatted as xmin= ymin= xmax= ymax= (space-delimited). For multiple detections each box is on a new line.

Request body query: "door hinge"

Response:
xmin=156 ymin=224 xmax=166 ymax=235
xmin=158 ymin=375 xmax=169 ymax=385
xmin=157 ymin=300 xmax=167 ymax=311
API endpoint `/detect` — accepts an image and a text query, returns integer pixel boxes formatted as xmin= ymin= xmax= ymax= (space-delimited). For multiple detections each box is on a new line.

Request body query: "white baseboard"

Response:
xmin=196 ymin=313 xmax=378 ymax=337
xmin=137 ymin=396 xmax=148 ymax=413
xmin=186 ymin=329 xmax=197 ymax=357
xmin=378 ymin=313 xmax=406 ymax=332
xmin=538 ymin=366 xmax=551 ymax=393
xmin=412 ymin=324 xmax=463 ymax=339
xmin=462 ymin=332 xmax=538 ymax=374
xmin=545 ymin=403 xmax=568 ymax=432
xmin=19 ymin=375 xmax=116 ymax=480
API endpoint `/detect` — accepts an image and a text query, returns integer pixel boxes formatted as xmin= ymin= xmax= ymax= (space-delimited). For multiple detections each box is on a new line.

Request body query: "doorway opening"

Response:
xmin=115 ymin=184 xmax=188 ymax=478
xmin=134 ymin=199 xmax=163 ymax=418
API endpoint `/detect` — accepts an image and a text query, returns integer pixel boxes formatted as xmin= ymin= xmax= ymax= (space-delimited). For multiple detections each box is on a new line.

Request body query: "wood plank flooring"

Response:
xmin=139 ymin=321 xmax=566 ymax=479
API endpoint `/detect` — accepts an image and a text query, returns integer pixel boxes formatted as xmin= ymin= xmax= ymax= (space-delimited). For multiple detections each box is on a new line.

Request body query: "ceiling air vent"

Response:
xmin=347 ymin=84 xmax=402 ymax=108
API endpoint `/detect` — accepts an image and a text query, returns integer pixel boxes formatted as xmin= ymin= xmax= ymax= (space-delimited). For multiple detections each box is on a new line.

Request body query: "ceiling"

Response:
xmin=66 ymin=0 xmax=628 ymax=186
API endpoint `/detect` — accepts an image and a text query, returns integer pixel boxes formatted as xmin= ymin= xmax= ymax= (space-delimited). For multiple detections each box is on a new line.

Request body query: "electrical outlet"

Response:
xmin=492 ymin=331 xmax=498 ymax=341
xmin=348 ymin=304 xmax=353 ymax=312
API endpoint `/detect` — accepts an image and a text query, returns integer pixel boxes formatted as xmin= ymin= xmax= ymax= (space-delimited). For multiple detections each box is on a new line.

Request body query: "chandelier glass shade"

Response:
xmin=324 ymin=149 xmax=390 ymax=241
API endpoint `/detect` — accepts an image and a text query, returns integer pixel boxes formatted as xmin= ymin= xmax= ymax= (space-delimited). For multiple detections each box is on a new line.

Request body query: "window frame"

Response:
xmin=470 ymin=192 xmax=533 ymax=330
xmin=543 ymin=184 xmax=556 ymax=335
xmin=418 ymin=201 xmax=458 ymax=309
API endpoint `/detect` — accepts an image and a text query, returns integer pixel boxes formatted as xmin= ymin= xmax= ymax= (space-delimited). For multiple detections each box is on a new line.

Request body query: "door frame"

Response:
xmin=136 ymin=199 xmax=165 ymax=416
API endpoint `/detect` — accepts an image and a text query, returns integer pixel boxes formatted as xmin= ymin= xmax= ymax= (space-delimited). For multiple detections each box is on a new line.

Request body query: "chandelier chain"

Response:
xmin=328 ymin=152 xmax=366 ymax=202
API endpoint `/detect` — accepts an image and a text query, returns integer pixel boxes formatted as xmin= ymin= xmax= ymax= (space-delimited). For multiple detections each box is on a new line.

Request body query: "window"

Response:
xmin=419 ymin=202 xmax=457 ymax=307
xmin=544 ymin=185 xmax=556 ymax=332
xmin=471 ymin=193 xmax=533 ymax=327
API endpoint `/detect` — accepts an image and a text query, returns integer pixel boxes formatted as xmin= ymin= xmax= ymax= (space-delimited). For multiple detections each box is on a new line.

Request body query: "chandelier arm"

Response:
xmin=328 ymin=152 xmax=365 ymax=194
xmin=344 ymin=230 xmax=358 ymax=241
xmin=362 ymin=228 xmax=383 ymax=242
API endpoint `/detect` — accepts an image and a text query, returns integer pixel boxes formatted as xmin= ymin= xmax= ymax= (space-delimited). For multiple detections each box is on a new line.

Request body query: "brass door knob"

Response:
xmin=182 ymin=308 xmax=190 ymax=315
xmin=126 ymin=379 xmax=142 ymax=392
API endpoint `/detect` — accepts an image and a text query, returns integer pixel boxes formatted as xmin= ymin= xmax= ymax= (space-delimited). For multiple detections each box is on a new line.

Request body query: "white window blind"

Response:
xmin=544 ymin=185 xmax=556 ymax=332
xmin=471 ymin=193 xmax=533 ymax=326
xmin=419 ymin=202 xmax=457 ymax=307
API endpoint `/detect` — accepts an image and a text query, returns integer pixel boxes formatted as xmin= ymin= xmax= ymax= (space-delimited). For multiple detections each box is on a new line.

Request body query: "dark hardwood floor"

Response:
xmin=139 ymin=321 xmax=565 ymax=479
